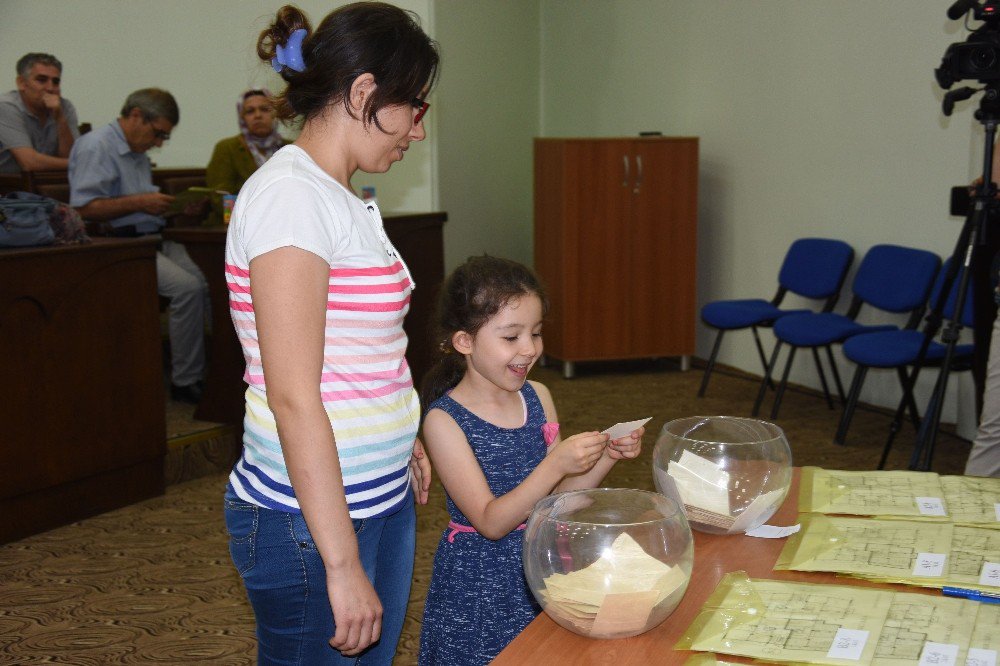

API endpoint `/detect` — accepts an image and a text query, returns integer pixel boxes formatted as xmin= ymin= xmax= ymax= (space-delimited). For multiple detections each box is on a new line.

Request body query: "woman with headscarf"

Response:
xmin=204 ymin=89 xmax=285 ymax=224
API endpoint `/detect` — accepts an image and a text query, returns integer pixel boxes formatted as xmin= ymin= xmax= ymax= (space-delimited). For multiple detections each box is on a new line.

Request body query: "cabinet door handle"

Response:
xmin=634 ymin=155 xmax=643 ymax=193
xmin=623 ymin=155 xmax=631 ymax=187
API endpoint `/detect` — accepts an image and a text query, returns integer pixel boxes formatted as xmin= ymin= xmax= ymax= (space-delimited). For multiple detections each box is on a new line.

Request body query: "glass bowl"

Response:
xmin=652 ymin=416 xmax=792 ymax=535
xmin=522 ymin=488 xmax=693 ymax=639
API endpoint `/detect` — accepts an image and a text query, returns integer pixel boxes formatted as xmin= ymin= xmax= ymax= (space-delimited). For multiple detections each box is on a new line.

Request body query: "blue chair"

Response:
xmin=698 ymin=238 xmax=854 ymax=397
xmin=834 ymin=259 xmax=975 ymax=467
xmin=752 ymin=244 xmax=942 ymax=420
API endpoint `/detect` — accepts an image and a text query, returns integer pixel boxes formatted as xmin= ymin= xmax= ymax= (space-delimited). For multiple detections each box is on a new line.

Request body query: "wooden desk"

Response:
xmin=494 ymin=469 xmax=938 ymax=665
xmin=164 ymin=212 xmax=447 ymax=424
xmin=0 ymin=238 xmax=165 ymax=543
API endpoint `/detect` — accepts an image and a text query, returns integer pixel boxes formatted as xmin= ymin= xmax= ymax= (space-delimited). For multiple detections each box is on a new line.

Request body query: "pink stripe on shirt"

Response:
xmin=322 ymin=367 xmax=410 ymax=383
xmin=330 ymin=279 xmax=410 ymax=295
xmin=328 ymin=297 xmax=410 ymax=312
xmin=331 ymin=263 xmax=405 ymax=278
xmin=225 ymin=263 xmax=250 ymax=278
xmin=320 ymin=381 xmax=412 ymax=401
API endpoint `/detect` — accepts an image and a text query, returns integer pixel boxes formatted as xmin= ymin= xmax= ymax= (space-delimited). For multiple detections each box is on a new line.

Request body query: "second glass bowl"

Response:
xmin=652 ymin=416 xmax=792 ymax=535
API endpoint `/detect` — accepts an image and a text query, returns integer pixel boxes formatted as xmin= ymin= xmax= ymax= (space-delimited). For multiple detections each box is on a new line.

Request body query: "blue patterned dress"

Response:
xmin=418 ymin=383 xmax=549 ymax=665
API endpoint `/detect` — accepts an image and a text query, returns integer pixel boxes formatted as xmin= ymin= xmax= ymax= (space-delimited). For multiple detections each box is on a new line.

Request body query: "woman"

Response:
xmin=204 ymin=89 xmax=285 ymax=225
xmin=222 ymin=3 xmax=439 ymax=664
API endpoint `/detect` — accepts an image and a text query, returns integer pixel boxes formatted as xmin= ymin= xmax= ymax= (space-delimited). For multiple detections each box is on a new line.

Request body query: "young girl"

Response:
xmin=222 ymin=3 xmax=438 ymax=664
xmin=418 ymin=255 xmax=644 ymax=665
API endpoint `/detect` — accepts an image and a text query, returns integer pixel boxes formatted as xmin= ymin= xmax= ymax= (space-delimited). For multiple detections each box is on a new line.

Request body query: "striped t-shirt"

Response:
xmin=224 ymin=145 xmax=419 ymax=519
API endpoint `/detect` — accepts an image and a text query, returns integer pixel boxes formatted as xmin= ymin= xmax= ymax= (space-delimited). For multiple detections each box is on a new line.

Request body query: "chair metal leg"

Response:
xmin=770 ymin=346 xmax=797 ymax=420
xmin=812 ymin=347 xmax=834 ymax=409
xmin=825 ymin=345 xmax=847 ymax=403
xmin=899 ymin=367 xmax=923 ymax=429
xmin=698 ymin=330 xmax=725 ymax=397
xmin=753 ymin=341 xmax=783 ymax=417
xmin=834 ymin=366 xmax=868 ymax=445
xmin=750 ymin=326 xmax=776 ymax=391
xmin=900 ymin=367 xmax=920 ymax=430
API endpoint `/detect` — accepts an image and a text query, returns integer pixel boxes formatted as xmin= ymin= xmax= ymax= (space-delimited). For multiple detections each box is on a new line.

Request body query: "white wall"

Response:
xmin=0 ymin=0 xmax=435 ymax=213
xmin=433 ymin=0 xmax=540 ymax=268
xmin=538 ymin=0 xmax=981 ymax=433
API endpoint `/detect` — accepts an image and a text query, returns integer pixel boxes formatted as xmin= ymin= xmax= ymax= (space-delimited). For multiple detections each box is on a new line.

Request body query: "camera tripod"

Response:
xmin=894 ymin=88 xmax=1000 ymax=471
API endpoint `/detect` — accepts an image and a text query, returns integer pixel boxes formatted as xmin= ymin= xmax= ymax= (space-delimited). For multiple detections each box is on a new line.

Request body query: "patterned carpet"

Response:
xmin=0 ymin=360 xmax=972 ymax=664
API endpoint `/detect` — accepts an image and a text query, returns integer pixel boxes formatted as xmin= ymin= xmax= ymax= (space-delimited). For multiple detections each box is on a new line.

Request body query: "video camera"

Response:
xmin=937 ymin=1 xmax=1000 ymax=90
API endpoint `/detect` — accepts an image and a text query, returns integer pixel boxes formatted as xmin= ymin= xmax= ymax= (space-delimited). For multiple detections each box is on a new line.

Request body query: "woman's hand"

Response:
xmin=969 ymin=176 xmax=1000 ymax=199
xmin=326 ymin=561 xmax=382 ymax=656
xmin=606 ymin=426 xmax=644 ymax=460
xmin=551 ymin=431 xmax=608 ymax=475
xmin=410 ymin=437 xmax=432 ymax=505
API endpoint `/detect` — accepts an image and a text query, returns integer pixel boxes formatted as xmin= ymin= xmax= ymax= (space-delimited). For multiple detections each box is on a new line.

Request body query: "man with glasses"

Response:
xmin=69 ymin=88 xmax=208 ymax=404
xmin=0 ymin=52 xmax=79 ymax=173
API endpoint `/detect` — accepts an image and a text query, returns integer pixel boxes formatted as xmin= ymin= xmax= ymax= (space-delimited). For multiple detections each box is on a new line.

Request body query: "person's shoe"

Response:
xmin=170 ymin=382 xmax=203 ymax=404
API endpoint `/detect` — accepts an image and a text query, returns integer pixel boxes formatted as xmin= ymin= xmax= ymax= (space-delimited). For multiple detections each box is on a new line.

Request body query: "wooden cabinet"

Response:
xmin=533 ymin=137 xmax=698 ymax=377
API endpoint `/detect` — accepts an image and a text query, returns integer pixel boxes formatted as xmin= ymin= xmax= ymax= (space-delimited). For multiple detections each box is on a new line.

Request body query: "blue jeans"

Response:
xmin=224 ymin=489 xmax=415 ymax=665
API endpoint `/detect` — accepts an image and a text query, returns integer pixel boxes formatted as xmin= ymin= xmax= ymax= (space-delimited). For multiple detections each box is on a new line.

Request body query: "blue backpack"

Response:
xmin=0 ymin=191 xmax=57 ymax=248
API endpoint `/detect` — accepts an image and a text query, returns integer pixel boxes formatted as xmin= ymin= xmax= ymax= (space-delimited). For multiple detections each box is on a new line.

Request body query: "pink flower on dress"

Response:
xmin=541 ymin=422 xmax=560 ymax=446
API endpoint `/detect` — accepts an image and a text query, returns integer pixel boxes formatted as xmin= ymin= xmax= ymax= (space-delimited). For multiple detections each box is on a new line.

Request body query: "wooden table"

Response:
xmin=493 ymin=469 xmax=938 ymax=665
xmin=0 ymin=238 xmax=165 ymax=543
xmin=164 ymin=212 xmax=447 ymax=424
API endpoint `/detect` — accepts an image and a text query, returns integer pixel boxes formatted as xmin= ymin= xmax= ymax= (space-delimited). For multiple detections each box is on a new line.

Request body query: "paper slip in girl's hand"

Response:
xmin=602 ymin=417 xmax=649 ymax=460
xmin=602 ymin=417 xmax=652 ymax=441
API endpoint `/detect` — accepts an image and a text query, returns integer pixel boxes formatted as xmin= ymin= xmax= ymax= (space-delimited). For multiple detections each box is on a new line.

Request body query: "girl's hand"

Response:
xmin=409 ymin=437 xmax=432 ymax=505
xmin=606 ymin=426 xmax=644 ymax=460
xmin=552 ymin=431 xmax=608 ymax=475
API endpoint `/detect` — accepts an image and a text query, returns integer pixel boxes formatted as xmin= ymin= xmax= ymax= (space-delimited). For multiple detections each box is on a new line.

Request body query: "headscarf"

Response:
xmin=238 ymin=89 xmax=283 ymax=167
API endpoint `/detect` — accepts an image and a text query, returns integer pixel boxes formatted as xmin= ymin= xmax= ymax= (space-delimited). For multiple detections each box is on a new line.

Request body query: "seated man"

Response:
xmin=0 ymin=53 xmax=79 ymax=173
xmin=69 ymin=88 xmax=207 ymax=404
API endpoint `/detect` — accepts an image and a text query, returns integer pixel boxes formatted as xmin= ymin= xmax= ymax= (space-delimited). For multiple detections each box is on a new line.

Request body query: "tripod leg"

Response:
xmin=911 ymin=261 xmax=977 ymax=470
xmin=911 ymin=384 xmax=944 ymax=471
xmin=834 ymin=365 xmax=867 ymax=446
xmin=753 ymin=340 xmax=783 ymax=417
xmin=812 ymin=347 xmax=834 ymax=410
xmin=770 ymin=346 xmax=797 ymax=420
xmin=698 ymin=329 xmax=725 ymax=397
xmin=906 ymin=112 xmax=995 ymax=470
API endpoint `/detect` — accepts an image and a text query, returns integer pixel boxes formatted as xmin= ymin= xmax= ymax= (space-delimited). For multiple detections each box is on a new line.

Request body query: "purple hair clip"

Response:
xmin=271 ymin=28 xmax=307 ymax=73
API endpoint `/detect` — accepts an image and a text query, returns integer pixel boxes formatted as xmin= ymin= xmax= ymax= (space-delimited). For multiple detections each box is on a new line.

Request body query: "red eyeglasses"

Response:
xmin=411 ymin=98 xmax=429 ymax=125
